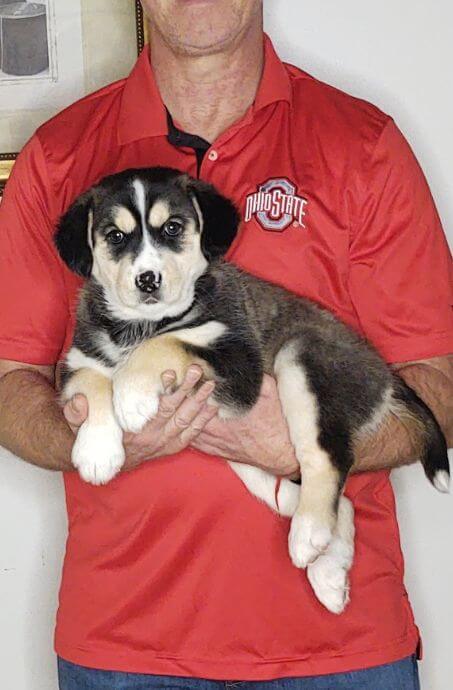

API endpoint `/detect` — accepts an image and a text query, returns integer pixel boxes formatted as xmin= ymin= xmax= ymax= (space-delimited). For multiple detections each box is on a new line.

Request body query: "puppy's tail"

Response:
xmin=392 ymin=377 xmax=450 ymax=493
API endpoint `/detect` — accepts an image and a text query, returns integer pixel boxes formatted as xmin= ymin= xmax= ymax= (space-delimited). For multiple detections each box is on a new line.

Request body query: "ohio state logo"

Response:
xmin=244 ymin=178 xmax=308 ymax=231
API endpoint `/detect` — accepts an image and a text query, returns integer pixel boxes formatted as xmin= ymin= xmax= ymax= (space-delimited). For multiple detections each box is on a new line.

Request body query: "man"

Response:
xmin=0 ymin=1 xmax=451 ymax=688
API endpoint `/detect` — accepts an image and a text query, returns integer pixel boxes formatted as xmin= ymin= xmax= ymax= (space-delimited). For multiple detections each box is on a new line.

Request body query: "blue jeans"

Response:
xmin=58 ymin=656 xmax=420 ymax=690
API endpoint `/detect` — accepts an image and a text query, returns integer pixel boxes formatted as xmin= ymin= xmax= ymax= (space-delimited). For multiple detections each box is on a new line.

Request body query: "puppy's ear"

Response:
xmin=54 ymin=191 xmax=93 ymax=277
xmin=189 ymin=180 xmax=240 ymax=260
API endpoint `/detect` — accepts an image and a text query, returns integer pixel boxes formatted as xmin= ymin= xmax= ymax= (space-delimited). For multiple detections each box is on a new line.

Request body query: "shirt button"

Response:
xmin=208 ymin=149 xmax=218 ymax=161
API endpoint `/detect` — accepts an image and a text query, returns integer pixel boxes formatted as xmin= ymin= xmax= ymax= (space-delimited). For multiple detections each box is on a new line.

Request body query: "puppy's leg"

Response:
xmin=228 ymin=462 xmax=300 ymax=516
xmin=275 ymin=342 xmax=351 ymax=568
xmin=228 ymin=462 xmax=354 ymax=613
xmin=307 ymin=496 xmax=354 ymax=614
xmin=113 ymin=335 xmax=210 ymax=433
xmin=63 ymin=366 xmax=124 ymax=485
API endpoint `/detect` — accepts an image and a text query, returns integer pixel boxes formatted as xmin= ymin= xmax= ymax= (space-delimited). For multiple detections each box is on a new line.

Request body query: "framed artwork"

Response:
xmin=0 ymin=0 xmax=147 ymax=194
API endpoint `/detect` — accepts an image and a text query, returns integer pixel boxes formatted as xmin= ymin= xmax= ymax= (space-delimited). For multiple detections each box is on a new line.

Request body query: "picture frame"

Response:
xmin=0 ymin=0 xmax=147 ymax=195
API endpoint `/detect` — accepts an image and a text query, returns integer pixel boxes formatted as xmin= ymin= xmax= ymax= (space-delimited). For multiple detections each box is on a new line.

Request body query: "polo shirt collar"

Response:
xmin=118 ymin=34 xmax=291 ymax=146
xmin=254 ymin=34 xmax=292 ymax=112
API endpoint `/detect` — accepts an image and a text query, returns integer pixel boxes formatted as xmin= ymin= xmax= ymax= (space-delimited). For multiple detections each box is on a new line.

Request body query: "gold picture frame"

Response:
xmin=0 ymin=156 xmax=15 ymax=190
xmin=0 ymin=1 xmax=147 ymax=194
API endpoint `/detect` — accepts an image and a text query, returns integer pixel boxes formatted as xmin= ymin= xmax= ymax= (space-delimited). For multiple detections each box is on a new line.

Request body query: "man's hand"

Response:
xmin=191 ymin=374 xmax=300 ymax=478
xmin=63 ymin=366 xmax=218 ymax=472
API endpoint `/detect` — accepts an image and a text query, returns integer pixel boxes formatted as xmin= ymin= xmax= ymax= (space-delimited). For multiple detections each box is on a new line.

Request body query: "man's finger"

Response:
xmin=161 ymin=369 xmax=176 ymax=394
xmin=177 ymin=365 xmax=204 ymax=394
xmin=179 ymin=404 xmax=219 ymax=445
xmin=166 ymin=381 xmax=216 ymax=432
xmin=157 ymin=366 xmax=207 ymax=419
xmin=63 ymin=393 xmax=88 ymax=430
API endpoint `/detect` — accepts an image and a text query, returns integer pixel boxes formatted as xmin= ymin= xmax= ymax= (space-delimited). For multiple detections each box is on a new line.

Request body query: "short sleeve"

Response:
xmin=0 ymin=136 xmax=68 ymax=365
xmin=348 ymin=120 xmax=453 ymax=363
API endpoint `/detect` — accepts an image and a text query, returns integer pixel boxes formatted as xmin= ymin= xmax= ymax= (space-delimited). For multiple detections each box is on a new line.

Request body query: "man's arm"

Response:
xmin=190 ymin=354 xmax=452 ymax=477
xmin=0 ymin=362 xmax=74 ymax=471
xmin=395 ymin=356 xmax=453 ymax=444
xmin=353 ymin=355 xmax=453 ymax=473
xmin=0 ymin=360 xmax=218 ymax=474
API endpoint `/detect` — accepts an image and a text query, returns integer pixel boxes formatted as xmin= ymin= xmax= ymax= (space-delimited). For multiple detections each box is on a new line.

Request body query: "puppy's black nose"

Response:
xmin=135 ymin=271 xmax=161 ymax=293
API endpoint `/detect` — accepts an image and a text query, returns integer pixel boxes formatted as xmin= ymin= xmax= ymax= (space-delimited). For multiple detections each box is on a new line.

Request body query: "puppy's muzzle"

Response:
xmin=135 ymin=271 xmax=162 ymax=294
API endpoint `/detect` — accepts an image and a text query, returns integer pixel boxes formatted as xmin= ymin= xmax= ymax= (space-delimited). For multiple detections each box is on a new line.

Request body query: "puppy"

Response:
xmin=55 ymin=167 xmax=450 ymax=614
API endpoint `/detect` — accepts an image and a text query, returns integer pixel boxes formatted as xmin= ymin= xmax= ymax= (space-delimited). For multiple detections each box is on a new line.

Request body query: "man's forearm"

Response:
xmin=397 ymin=360 xmax=453 ymax=446
xmin=352 ymin=406 xmax=417 ymax=473
xmin=353 ymin=358 xmax=452 ymax=473
xmin=0 ymin=369 xmax=74 ymax=471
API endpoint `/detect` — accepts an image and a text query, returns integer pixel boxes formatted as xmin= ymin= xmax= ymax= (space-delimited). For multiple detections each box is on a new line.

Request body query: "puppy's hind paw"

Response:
xmin=288 ymin=513 xmax=333 ymax=569
xmin=307 ymin=553 xmax=350 ymax=614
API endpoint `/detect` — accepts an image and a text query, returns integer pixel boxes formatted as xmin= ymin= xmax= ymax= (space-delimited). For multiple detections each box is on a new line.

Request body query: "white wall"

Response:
xmin=264 ymin=3 xmax=453 ymax=688
xmin=0 ymin=2 xmax=452 ymax=688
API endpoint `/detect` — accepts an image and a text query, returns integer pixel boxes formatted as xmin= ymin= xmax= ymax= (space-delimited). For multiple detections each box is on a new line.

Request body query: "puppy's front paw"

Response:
xmin=72 ymin=421 xmax=125 ymax=485
xmin=288 ymin=513 xmax=333 ymax=569
xmin=113 ymin=371 xmax=163 ymax=433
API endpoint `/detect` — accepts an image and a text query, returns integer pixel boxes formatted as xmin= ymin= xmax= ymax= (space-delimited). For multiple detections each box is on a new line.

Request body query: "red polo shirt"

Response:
xmin=0 ymin=36 xmax=452 ymax=679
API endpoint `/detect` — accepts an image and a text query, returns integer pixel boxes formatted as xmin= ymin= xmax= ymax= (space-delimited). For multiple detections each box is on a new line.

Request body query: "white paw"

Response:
xmin=113 ymin=372 xmax=163 ymax=433
xmin=307 ymin=553 xmax=350 ymax=614
xmin=72 ymin=421 xmax=125 ymax=485
xmin=288 ymin=513 xmax=333 ymax=568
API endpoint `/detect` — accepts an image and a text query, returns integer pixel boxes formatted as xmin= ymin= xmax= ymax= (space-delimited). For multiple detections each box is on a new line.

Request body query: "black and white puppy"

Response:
xmin=55 ymin=167 xmax=449 ymax=614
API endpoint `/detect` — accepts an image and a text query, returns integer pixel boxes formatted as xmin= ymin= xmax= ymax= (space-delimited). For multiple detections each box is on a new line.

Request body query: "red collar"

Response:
xmin=118 ymin=35 xmax=292 ymax=146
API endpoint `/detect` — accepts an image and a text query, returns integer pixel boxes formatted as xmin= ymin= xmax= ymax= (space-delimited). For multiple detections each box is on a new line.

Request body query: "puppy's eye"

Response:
xmin=106 ymin=230 xmax=125 ymax=245
xmin=163 ymin=219 xmax=183 ymax=237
